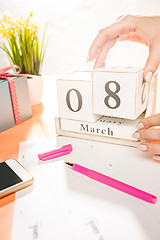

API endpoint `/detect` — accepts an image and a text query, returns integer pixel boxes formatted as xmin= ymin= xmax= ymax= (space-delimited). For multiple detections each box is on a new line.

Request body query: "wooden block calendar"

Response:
xmin=55 ymin=67 xmax=157 ymax=147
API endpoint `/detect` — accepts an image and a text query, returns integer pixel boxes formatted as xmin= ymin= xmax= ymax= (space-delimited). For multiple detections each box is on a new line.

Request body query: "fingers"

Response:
xmin=88 ymin=15 xmax=136 ymax=63
xmin=88 ymin=32 xmax=106 ymax=62
xmin=135 ymin=114 xmax=160 ymax=160
xmin=118 ymin=32 xmax=145 ymax=44
xmin=94 ymin=38 xmax=117 ymax=69
xmin=88 ymin=26 xmax=118 ymax=62
xmin=143 ymin=38 xmax=160 ymax=81
xmin=153 ymin=154 xmax=160 ymax=161
xmin=137 ymin=142 xmax=160 ymax=155
xmin=136 ymin=113 xmax=160 ymax=130
xmin=133 ymin=128 xmax=160 ymax=141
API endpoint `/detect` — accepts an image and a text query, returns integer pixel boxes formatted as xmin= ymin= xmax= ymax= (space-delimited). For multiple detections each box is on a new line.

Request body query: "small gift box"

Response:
xmin=0 ymin=66 xmax=32 ymax=132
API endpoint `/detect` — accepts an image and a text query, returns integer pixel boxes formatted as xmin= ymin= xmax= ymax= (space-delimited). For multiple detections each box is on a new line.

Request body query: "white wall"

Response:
xmin=0 ymin=0 xmax=160 ymax=74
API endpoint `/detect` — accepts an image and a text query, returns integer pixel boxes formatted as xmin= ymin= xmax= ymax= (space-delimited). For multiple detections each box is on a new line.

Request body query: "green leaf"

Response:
xmin=0 ymin=13 xmax=48 ymax=75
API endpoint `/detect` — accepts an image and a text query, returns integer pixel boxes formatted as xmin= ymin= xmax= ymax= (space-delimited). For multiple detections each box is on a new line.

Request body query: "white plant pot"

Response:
xmin=27 ymin=75 xmax=43 ymax=105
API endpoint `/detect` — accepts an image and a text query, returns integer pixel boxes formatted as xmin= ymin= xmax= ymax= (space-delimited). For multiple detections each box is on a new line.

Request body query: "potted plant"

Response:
xmin=0 ymin=11 xmax=47 ymax=105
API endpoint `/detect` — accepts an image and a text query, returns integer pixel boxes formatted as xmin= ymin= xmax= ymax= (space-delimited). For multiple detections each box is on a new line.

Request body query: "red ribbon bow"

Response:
xmin=0 ymin=65 xmax=32 ymax=125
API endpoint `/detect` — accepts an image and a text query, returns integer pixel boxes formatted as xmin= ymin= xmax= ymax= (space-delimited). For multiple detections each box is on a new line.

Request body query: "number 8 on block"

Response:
xmin=93 ymin=67 xmax=149 ymax=120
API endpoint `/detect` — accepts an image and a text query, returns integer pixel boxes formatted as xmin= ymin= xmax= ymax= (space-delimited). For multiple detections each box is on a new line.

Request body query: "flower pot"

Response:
xmin=27 ymin=75 xmax=43 ymax=105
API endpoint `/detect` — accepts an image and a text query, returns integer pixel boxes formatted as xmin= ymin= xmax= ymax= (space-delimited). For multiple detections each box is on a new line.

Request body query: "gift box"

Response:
xmin=0 ymin=76 xmax=32 ymax=132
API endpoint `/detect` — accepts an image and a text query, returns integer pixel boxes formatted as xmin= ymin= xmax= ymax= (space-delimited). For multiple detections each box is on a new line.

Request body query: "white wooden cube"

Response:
xmin=57 ymin=72 xmax=100 ymax=122
xmin=93 ymin=66 xmax=149 ymax=120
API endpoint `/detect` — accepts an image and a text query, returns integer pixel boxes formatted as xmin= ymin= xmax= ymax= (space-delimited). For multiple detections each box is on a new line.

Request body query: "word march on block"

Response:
xmin=57 ymin=66 xmax=149 ymax=122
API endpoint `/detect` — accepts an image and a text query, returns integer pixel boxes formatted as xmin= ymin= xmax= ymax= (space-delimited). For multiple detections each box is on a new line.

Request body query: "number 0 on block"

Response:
xmin=57 ymin=72 xmax=100 ymax=122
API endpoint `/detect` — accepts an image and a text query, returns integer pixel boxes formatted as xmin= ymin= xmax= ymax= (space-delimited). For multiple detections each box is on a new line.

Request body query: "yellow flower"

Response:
xmin=26 ymin=11 xmax=33 ymax=24
xmin=2 ymin=12 xmax=12 ymax=21
xmin=0 ymin=11 xmax=47 ymax=75
xmin=0 ymin=11 xmax=39 ymax=38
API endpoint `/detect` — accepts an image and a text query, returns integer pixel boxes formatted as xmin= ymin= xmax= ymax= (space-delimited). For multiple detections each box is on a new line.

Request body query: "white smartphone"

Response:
xmin=0 ymin=158 xmax=34 ymax=199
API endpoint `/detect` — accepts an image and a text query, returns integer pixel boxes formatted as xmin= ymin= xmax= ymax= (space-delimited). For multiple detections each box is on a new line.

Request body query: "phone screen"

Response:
xmin=0 ymin=162 xmax=22 ymax=191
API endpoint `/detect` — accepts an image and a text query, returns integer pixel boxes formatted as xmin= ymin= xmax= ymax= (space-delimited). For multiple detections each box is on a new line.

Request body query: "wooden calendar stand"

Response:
xmin=55 ymin=68 xmax=158 ymax=147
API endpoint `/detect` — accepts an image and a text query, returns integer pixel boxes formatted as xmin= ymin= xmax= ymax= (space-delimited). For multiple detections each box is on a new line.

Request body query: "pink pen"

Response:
xmin=38 ymin=144 xmax=72 ymax=160
xmin=65 ymin=162 xmax=157 ymax=204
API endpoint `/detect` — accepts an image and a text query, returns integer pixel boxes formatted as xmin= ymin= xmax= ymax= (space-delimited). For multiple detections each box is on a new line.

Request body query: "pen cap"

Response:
xmin=62 ymin=144 xmax=73 ymax=152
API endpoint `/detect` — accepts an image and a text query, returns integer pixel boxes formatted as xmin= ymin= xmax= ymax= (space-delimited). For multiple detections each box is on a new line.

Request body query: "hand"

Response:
xmin=88 ymin=15 xmax=160 ymax=82
xmin=132 ymin=114 xmax=160 ymax=161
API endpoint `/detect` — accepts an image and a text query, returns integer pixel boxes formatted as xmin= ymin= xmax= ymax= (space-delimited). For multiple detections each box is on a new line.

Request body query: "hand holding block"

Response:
xmin=93 ymin=66 xmax=149 ymax=120
xmin=57 ymin=72 xmax=100 ymax=122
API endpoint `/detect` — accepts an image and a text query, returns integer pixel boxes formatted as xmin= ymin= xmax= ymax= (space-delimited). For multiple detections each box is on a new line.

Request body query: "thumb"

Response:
xmin=144 ymin=40 xmax=160 ymax=82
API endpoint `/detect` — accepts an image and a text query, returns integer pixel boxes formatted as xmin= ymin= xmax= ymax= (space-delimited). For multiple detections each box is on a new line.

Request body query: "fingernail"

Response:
xmin=136 ymin=123 xmax=144 ymax=130
xmin=137 ymin=144 xmax=147 ymax=152
xmin=146 ymin=71 xmax=152 ymax=83
xmin=153 ymin=155 xmax=160 ymax=161
xmin=132 ymin=132 xmax=140 ymax=139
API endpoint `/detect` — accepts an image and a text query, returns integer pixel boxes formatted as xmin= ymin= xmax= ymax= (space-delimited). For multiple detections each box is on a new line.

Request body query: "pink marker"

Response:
xmin=38 ymin=144 xmax=72 ymax=161
xmin=40 ymin=150 xmax=71 ymax=161
xmin=65 ymin=162 xmax=157 ymax=204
